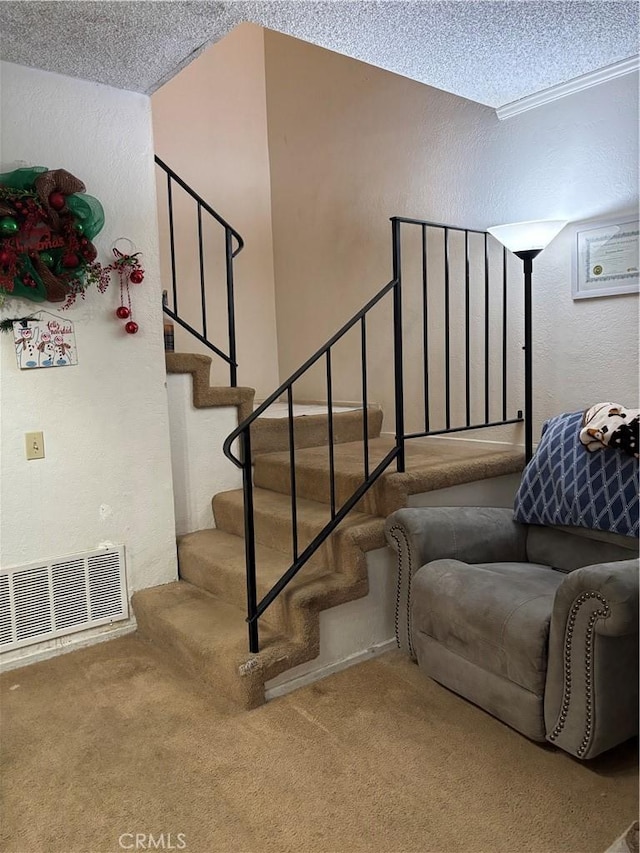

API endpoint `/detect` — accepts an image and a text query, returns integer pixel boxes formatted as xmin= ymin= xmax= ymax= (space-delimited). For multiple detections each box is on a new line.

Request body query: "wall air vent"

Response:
xmin=0 ymin=546 xmax=128 ymax=652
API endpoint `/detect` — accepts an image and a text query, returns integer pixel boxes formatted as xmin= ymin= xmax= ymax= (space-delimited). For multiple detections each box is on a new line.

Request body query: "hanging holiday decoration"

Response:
xmin=104 ymin=239 xmax=145 ymax=334
xmin=0 ymin=166 xmax=106 ymax=308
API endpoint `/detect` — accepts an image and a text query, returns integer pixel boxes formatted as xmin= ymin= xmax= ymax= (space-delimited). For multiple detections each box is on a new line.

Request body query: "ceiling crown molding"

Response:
xmin=496 ymin=55 xmax=640 ymax=120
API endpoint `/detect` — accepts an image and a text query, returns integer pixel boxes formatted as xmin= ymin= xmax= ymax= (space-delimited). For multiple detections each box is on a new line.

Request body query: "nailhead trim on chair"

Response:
xmin=387 ymin=525 xmax=415 ymax=657
xmin=548 ymin=591 xmax=610 ymax=757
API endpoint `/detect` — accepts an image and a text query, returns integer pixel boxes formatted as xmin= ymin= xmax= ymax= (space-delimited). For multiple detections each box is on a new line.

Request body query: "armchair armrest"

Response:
xmin=545 ymin=558 xmax=639 ymax=759
xmin=384 ymin=506 xmax=527 ymax=568
xmin=552 ymin=560 xmax=639 ymax=637
xmin=384 ymin=507 xmax=528 ymax=655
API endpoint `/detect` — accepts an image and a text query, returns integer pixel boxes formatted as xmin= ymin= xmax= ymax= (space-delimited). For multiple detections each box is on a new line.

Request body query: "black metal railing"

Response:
xmin=391 ymin=216 xmax=524 ymax=442
xmin=155 ymin=155 xmax=244 ymax=386
xmin=224 ymin=215 xmax=526 ymax=653
xmin=223 ymin=275 xmax=405 ymax=653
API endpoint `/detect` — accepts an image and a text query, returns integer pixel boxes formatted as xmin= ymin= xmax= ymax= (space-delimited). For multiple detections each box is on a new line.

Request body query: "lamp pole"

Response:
xmin=487 ymin=219 xmax=568 ymax=464
xmin=515 ymin=249 xmax=540 ymax=463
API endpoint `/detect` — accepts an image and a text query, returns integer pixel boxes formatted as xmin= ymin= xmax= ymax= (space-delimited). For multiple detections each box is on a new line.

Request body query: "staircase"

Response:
xmin=145 ymin=163 xmax=529 ymax=710
xmin=132 ymin=354 xmax=524 ymax=710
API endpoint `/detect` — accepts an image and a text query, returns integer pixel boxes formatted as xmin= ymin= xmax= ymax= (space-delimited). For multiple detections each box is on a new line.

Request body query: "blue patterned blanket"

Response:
xmin=514 ymin=411 xmax=639 ymax=538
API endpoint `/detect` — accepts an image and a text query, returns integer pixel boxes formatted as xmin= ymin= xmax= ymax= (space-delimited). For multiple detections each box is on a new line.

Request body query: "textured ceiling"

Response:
xmin=0 ymin=1 xmax=638 ymax=108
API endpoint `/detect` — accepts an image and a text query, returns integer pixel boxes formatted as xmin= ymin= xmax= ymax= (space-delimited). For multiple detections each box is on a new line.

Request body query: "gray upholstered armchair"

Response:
xmin=384 ymin=507 xmax=638 ymax=759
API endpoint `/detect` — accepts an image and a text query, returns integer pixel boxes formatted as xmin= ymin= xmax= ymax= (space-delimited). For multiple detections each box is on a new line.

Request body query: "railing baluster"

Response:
xmin=225 ymin=229 xmax=238 ymax=387
xmin=287 ymin=386 xmax=298 ymax=562
xmin=422 ymin=224 xmax=430 ymax=433
xmin=464 ymin=230 xmax=471 ymax=426
xmin=326 ymin=349 xmax=336 ymax=519
xmin=361 ymin=316 xmax=369 ymax=480
xmin=502 ymin=246 xmax=508 ymax=421
xmin=484 ymin=232 xmax=490 ymax=424
xmin=167 ymin=174 xmax=178 ymax=314
xmin=391 ymin=218 xmax=405 ymax=472
xmin=197 ymin=204 xmax=207 ymax=341
xmin=444 ymin=227 xmax=451 ymax=430
xmin=241 ymin=428 xmax=259 ymax=654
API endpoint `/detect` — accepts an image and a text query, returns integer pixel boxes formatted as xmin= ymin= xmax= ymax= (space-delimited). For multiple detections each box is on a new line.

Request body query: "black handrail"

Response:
xmin=223 ymin=277 xmax=404 ymax=653
xmin=155 ymin=155 xmax=243 ymax=386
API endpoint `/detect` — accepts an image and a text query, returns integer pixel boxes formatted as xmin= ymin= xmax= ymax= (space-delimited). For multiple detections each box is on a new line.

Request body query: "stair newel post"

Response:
xmin=391 ymin=217 xmax=406 ymax=473
xmin=241 ymin=427 xmax=259 ymax=653
xmin=225 ymin=228 xmax=238 ymax=388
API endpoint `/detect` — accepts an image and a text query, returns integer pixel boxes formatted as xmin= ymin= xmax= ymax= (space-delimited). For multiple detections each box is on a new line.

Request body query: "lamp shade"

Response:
xmin=487 ymin=219 xmax=568 ymax=253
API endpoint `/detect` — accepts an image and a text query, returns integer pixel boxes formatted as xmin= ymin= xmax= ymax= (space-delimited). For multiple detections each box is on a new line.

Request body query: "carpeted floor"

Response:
xmin=1 ymin=636 xmax=637 ymax=853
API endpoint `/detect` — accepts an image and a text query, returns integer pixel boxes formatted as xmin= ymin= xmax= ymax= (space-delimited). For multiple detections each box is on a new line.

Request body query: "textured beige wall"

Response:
xmin=264 ymin=31 xmax=639 ymax=442
xmin=152 ymin=23 xmax=279 ymax=397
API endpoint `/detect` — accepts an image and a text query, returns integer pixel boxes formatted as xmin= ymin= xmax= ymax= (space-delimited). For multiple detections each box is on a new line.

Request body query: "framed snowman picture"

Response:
xmin=13 ymin=311 xmax=78 ymax=369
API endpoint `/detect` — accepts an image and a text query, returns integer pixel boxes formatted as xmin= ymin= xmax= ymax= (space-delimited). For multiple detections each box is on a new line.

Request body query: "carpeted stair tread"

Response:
xmin=253 ymin=435 xmax=525 ymax=515
xmin=250 ymin=404 xmax=383 ymax=456
xmin=178 ymin=528 xmax=334 ymax=634
xmin=132 ymin=580 xmax=352 ymax=710
xmin=132 ymin=581 xmax=283 ymax=708
xmin=212 ymin=486 xmax=382 ymax=567
xmin=165 ymin=352 xmax=254 ymax=421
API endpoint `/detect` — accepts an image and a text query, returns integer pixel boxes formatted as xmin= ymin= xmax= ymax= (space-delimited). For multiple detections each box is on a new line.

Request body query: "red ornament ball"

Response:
xmin=62 ymin=253 xmax=80 ymax=268
xmin=0 ymin=250 xmax=11 ymax=266
xmin=125 ymin=321 xmax=139 ymax=335
xmin=116 ymin=306 xmax=131 ymax=319
xmin=49 ymin=192 xmax=66 ymax=210
xmin=129 ymin=269 xmax=144 ymax=284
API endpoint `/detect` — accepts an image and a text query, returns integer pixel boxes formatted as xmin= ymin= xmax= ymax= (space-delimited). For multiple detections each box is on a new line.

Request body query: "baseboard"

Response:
xmin=265 ymin=637 xmax=396 ymax=701
xmin=0 ymin=620 xmax=137 ymax=674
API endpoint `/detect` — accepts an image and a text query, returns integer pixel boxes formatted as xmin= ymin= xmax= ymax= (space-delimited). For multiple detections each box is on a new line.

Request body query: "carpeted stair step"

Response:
xmin=178 ymin=528 xmax=340 ymax=638
xmin=253 ymin=437 xmax=395 ymax=516
xmin=212 ymin=487 xmax=385 ymax=574
xmin=131 ymin=580 xmax=360 ymax=710
xmin=250 ymin=404 xmax=383 ymax=457
xmin=132 ymin=581 xmax=285 ymax=710
xmin=253 ymin=435 xmax=526 ymax=517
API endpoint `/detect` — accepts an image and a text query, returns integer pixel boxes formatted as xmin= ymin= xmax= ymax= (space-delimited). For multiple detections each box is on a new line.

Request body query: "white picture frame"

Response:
xmin=572 ymin=215 xmax=639 ymax=300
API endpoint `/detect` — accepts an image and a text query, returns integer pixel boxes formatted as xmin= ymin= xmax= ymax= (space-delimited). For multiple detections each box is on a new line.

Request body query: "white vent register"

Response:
xmin=0 ymin=546 xmax=128 ymax=652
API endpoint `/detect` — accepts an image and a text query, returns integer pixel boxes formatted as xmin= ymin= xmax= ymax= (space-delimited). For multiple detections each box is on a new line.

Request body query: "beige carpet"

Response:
xmin=1 ymin=637 xmax=637 ymax=853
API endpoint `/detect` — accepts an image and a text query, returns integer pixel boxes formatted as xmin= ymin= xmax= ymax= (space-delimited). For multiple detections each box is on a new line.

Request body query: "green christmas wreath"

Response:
xmin=0 ymin=166 xmax=106 ymax=307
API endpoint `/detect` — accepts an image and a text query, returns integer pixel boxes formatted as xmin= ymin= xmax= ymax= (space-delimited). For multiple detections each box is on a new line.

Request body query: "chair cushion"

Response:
xmin=411 ymin=560 xmax=564 ymax=695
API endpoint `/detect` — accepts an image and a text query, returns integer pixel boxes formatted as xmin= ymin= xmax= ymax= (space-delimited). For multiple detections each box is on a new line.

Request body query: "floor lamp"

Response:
xmin=487 ymin=219 xmax=568 ymax=463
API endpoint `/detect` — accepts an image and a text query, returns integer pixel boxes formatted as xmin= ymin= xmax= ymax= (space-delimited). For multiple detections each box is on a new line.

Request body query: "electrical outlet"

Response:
xmin=25 ymin=431 xmax=45 ymax=460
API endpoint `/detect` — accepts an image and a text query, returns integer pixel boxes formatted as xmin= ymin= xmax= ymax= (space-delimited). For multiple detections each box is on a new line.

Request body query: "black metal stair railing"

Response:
xmin=155 ymin=155 xmax=244 ymax=386
xmin=223 ymin=269 xmax=405 ymax=654
xmin=224 ymin=217 xmax=527 ymax=653
xmin=391 ymin=216 xmax=524 ymax=440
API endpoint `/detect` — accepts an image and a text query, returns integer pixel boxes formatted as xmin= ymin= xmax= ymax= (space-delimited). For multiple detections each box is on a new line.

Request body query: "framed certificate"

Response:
xmin=572 ymin=216 xmax=639 ymax=299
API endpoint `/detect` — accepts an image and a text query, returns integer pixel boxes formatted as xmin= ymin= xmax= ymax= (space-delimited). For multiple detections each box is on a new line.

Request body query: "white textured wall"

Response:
xmin=0 ymin=62 xmax=178 ymax=661
xmin=486 ymin=76 xmax=639 ymax=427
xmin=167 ymin=375 xmax=241 ymax=535
xmin=265 ymin=32 xmax=639 ymax=440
